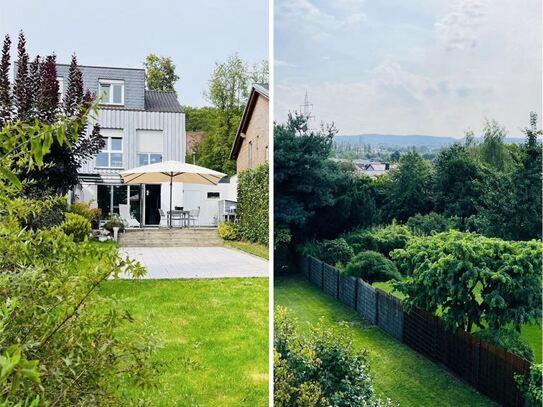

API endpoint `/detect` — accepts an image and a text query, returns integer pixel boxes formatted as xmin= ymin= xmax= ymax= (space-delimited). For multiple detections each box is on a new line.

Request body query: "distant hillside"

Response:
xmin=335 ymin=134 xmax=525 ymax=147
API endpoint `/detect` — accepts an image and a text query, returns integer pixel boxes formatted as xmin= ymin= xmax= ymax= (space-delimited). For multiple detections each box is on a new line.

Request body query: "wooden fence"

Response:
xmin=299 ymin=255 xmax=532 ymax=407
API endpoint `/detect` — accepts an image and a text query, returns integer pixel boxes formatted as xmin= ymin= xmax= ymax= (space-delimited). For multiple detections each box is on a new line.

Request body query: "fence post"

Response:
xmin=354 ymin=278 xmax=358 ymax=312
xmin=375 ymin=289 xmax=380 ymax=326
xmin=336 ymin=268 xmax=340 ymax=299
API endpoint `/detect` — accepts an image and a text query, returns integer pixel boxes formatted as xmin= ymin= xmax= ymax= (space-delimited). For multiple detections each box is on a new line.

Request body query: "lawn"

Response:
xmin=100 ymin=278 xmax=269 ymax=407
xmin=275 ymin=275 xmax=496 ymax=407
xmin=374 ymin=280 xmax=542 ymax=363
xmin=224 ymin=240 xmax=269 ymax=260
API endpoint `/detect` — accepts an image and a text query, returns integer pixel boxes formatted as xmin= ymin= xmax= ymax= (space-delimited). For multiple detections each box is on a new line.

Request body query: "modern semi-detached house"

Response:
xmin=55 ymin=64 xmax=235 ymax=227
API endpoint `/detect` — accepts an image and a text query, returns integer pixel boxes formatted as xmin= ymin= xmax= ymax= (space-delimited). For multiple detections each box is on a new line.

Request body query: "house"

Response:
xmin=229 ymin=83 xmax=269 ymax=172
xmin=354 ymin=161 xmax=391 ymax=177
xmin=55 ymin=64 xmax=235 ymax=227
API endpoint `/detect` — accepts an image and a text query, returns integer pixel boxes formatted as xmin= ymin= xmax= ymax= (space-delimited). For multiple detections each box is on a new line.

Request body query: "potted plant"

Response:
xmin=103 ymin=213 xmax=125 ymax=233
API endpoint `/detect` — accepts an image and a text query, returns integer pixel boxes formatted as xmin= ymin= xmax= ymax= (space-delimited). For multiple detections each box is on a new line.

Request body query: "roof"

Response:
xmin=144 ymin=90 xmax=183 ymax=113
xmin=230 ymin=83 xmax=269 ymax=160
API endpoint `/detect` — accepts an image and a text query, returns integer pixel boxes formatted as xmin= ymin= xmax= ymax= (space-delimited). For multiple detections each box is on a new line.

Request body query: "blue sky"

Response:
xmin=0 ymin=0 xmax=268 ymax=107
xmin=275 ymin=0 xmax=542 ymax=137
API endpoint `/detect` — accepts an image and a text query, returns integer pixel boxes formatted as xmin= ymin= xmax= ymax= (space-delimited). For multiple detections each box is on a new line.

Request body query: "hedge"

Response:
xmin=236 ymin=163 xmax=269 ymax=245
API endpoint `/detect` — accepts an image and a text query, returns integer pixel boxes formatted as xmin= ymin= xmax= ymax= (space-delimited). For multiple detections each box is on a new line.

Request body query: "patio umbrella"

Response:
xmin=120 ymin=160 xmax=226 ymax=228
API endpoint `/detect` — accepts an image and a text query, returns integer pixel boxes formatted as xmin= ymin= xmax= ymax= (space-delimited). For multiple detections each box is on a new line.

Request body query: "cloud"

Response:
xmin=435 ymin=0 xmax=490 ymax=50
xmin=275 ymin=59 xmax=296 ymax=68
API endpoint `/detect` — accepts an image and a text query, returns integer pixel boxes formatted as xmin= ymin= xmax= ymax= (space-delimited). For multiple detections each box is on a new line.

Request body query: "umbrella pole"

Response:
xmin=169 ymin=177 xmax=173 ymax=229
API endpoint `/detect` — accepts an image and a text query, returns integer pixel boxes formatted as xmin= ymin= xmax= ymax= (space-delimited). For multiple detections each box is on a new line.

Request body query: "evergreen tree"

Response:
xmin=0 ymin=35 xmax=11 ymax=124
xmin=13 ymin=32 xmax=31 ymax=121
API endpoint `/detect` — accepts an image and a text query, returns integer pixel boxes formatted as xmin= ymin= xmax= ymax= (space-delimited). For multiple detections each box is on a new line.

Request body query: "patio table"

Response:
xmin=168 ymin=210 xmax=190 ymax=228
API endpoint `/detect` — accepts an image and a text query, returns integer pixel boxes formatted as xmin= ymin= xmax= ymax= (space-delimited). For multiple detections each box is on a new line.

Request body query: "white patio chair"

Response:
xmin=158 ymin=209 xmax=168 ymax=228
xmin=188 ymin=207 xmax=200 ymax=228
xmin=119 ymin=204 xmax=140 ymax=228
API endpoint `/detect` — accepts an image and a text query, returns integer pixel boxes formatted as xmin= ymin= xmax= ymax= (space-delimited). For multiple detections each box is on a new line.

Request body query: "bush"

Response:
xmin=515 ymin=364 xmax=542 ymax=407
xmin=343 ymin=251 xmax=401 ymax=284
xmin=406 ymin=212 xmax=452 ymax=236
xmin=300 ymin=238 xmax=354 ymax=267
xmin=473 ymin=329 xmax=534 ymax=362
xmin=60 ymin=212 xmax=91 ymax=242
xmin=342 ymin=224 xmax=412 ymax=258
xmin=20 ymin=195 xmax=68 ymax=230
xmin=274 ymin=307 xmax=396 ymax=407
xmin=218 ymin=222 xmax=239 ymax=241
xmin=236 ymin=164 xmax=269 ymax=245
xmin=70 ymin=201 xmax=102 ymax=225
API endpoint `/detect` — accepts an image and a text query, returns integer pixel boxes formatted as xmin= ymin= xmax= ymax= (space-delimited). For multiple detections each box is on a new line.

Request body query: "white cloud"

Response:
xmin=275 ymin=59 xmax=296 ymax=68
xmin=435 ymin=0 xmax=490 ymax=50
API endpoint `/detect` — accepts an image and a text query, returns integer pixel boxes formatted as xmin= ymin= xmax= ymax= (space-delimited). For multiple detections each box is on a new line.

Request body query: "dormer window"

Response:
xmin=98 ymin=79 xmax=124 ymax=105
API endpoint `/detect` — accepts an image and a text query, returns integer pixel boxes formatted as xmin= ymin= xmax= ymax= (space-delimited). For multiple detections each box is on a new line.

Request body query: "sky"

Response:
xmin=275 ymin=0 xmax=542 ymax=137
xmin=0 ymin=0 xmax=268 ymax=107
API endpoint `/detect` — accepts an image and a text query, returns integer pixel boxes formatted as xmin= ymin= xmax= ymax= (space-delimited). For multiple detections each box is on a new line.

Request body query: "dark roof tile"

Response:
xmin=144 ymin=90 xmax=183 ymax=113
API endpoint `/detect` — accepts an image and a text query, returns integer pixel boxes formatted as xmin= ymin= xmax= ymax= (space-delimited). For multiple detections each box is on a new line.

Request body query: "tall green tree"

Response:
xmin=433 ymin=143 xmax=481 ymax=218
xmin=197 ymin=55 xmax=268 ymax=174
xmin=143 ymin=54 xmax=179 ymax=94
xmin=380 ymin=151 xmax=433 ymax=223
xmin=479 ymin=119 xmax=511 ymax=171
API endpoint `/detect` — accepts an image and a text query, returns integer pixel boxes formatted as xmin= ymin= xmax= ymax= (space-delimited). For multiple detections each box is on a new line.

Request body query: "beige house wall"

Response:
xmin=236 ymin=94 xmax=269 ymax=172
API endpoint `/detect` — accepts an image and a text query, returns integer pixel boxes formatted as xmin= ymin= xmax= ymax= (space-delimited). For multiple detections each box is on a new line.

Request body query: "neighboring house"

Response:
xmin=230 ymin=83 xmax=269 ymax=173
xmin=54 ymin=64 xmax=235 ymax=227
xmin=354 ymin=161 xmax=391 ymax=177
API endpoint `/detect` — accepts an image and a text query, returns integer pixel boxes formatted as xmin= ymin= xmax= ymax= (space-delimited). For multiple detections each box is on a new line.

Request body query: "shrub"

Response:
xmin=218 ymin=222 xmax=239 ymax=241
xmin=515 ymin=364 xmax=542 ymax=407
xmin=406 ymin=212 xmax=452 ymax=236
xmin=236 ymin=164 xmax=269 ymax=245
xmin=20 ymin=195 xmax=68 ymax=230
xmin=392 ymin=231 xmax=542 ymax=332
xmin=473 ymin=328 xmax=534 ymax=361
xmin=300 ymin=238 xmax=354 ymax=266
xmin=70 ymin=201 xmax=102 ymax=224
xmin=342 ymin=224 xmax=412 ymax=257
xmin=274 ymin=307 xmax=397 ymax=407
xmin=60 ymin=213 xmax=91 ymax=242
xmin=343 ymin=251 xmax=401 ymax=284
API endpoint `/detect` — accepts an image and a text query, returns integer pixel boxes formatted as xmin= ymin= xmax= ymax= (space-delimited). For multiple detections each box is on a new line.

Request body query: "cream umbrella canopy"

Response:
xmin=120 ymin=160 xmax=226 ymax=227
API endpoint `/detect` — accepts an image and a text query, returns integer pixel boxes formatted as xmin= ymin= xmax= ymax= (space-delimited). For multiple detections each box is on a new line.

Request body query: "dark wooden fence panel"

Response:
xmin=438 ymin=328 xmax=480 ymax=387
xmin=403 ymin=308 xmax=440 ymax=361
xmin=357 ymin=279 xmax=377 ymax=324
xmin=322 ymin=264 xmax=339 ymax=299
xmin=300 ymin=256 xmax=310 ymax=278
xmin=376 ymin=289 xmax=403 ymax=341
xmin=338 ymin=275 xmax=357 ymax=310
xmin=309 ymin=256 xmax=323 ymax=288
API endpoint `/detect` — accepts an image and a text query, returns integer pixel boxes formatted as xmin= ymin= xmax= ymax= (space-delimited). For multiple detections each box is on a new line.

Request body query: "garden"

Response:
xmin=274 ymin=112 xmax=542 ymax=406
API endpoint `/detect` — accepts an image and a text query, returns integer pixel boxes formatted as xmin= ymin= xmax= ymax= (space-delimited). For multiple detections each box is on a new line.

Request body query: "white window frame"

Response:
xmin=57 ymin=77 xmax=64 ymax=101
xmin=136 ymin=152 xmax=163 ymax=166
xmin=98 ymin=79 xmax=125 ymax=106
xmin=96 ymin=136 xmax=123 ymax=168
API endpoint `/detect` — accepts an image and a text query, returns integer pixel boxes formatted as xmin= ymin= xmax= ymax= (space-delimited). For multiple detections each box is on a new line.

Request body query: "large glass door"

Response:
xmin=144 ymin=184 xmax=161 ymax=225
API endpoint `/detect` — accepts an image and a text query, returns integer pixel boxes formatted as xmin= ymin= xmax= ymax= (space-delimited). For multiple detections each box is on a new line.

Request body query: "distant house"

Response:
xmin=230 ymin=84 xmax=269 ymax=173
xmin=51 ymin=64 xmax=235 ymax=226
xmin=354 ymin=161 xmax=392 ymax=177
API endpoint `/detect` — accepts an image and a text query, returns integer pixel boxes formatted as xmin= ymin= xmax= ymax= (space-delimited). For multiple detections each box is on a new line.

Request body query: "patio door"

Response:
xmin=144 ymin=184 xmax=161 ymax=225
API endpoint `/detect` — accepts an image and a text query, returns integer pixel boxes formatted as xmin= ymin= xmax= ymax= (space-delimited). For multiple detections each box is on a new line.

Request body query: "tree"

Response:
xmin=479 ymin=119 xmax=510 ymax=171
xmin=197 ymin=55 xmax=269 ymax=174
xmin=433 ymin=143 xmax=481 ymax=218
xmin=392 ymin=231 xmax=542 ymax=332
xmin=2 ymin=33 xmax=104 ymax=195
xmin=0 ymin=34 xmax=11 ymax=124
xmin=380 ymin=151 xmax=433 ymax=223
xmin=144 ymin=54 xmax=179 ymax=94
xmin=343 ymin=251 xmax=401 ymax=284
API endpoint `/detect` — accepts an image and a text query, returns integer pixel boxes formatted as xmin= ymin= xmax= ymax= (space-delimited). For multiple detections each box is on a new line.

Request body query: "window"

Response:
xmin=96 ymin=132 xmax=123 ymax=168
xmin=57 ymin=77 xmax=64 ymax=101
xmin=136 ymin=130 xmax=163 ymax=166
xmin=137 ymin=153 xmax=162 ymax=166
xmin=207 ymin=192 xmax=220 ymax=199
xmin=97 ymin=185 xmax=133 ymax=219
xmin=98 ymin=80 xmax=124 ymax=105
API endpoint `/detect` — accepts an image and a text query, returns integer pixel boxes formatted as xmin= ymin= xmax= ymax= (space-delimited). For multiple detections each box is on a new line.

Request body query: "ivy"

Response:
xmin=236 ymin=163 xmax=269 ymax=245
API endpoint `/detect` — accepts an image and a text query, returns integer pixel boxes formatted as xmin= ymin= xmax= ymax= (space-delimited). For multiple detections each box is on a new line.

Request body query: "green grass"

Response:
xmin=275 ymin=276 xmax=496 ymax=407
xmin=100 ymin=278 xmax=269 ymax=407
xmin=375 ymin=279 xmax=542 ymax=363
xmin=224 ymin=240 xmax=269 ymax=260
